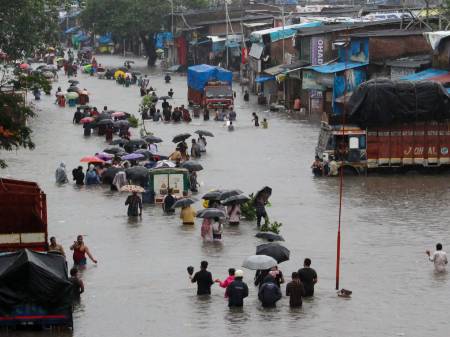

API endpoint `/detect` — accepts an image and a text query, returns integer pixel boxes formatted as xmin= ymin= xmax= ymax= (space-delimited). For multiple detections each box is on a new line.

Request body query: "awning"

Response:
xmin=428 ymin=72 xmax=450 ymax=84
xmin=306 ymin=62 xmax=368 ymax=74
xmin=263 ymin=64 xmax=286 ymax=76
xmin=400 ymin=68 xmax=448 ymax=81
xmin=255 ymin=75 xmax=275 ymax=83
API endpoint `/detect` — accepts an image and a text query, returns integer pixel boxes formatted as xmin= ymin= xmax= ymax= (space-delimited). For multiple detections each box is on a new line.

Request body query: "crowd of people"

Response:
xmin=189 ymin=258 xmax=318 ymax=309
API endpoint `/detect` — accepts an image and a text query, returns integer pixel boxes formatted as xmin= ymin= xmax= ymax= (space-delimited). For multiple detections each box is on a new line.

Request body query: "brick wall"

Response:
xmin=369 ymin=35 xmax=431 ymax=62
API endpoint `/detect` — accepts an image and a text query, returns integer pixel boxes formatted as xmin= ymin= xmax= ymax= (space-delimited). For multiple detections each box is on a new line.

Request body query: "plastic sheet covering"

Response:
xmin=347 ymin=79 xmax=450 ymax=127
xmin=0 ymin=249 xmax=72 ymax=313
xmin=187 ymin=64 xmax=232 ymax=92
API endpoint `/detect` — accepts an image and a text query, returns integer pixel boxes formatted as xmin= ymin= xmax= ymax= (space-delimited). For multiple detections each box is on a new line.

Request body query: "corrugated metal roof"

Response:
xmin=400 ymin=68 xmax=448 ymax=81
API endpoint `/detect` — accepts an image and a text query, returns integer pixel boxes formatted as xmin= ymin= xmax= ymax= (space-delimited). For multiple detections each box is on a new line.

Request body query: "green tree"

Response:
xmin=0 ymin=0 xmax=60 ymax=60
xmin=81 ymin=0 xmax=207 ymax=66
xmin=0 ymin=0 xmax=58 ymax=168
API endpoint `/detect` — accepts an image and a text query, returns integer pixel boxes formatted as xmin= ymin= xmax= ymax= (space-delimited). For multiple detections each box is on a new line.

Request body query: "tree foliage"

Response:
xmin=0 ymin=0 xmax=58 ymax=168
xmin=0 ymin=0 xmax=60 ymax=60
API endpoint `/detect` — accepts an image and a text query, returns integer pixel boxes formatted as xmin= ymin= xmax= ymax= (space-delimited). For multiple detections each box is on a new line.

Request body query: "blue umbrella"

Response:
xmin=122 ymin=153 xmax=145 ymax=161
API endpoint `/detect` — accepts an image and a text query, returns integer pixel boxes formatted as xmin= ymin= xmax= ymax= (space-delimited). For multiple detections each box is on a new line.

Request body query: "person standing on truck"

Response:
xmin=426 ymin=243 xmax=448 ymax=273
xmin=69 ymin=267 xmax=84 ymax=301
xmin=70 ymin=235 xmax=97 ymax=267
xmin=48 ymin=236 xmax=65 ymax=256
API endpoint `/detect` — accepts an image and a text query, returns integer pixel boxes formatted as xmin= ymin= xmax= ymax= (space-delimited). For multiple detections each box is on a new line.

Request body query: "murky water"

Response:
xmin=2 ymin=55 xmax=449 ymax=337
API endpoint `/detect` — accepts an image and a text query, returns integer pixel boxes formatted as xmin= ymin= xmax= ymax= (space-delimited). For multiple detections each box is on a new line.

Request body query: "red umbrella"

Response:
xmin=80 ymin=117 xmax=95 ymax=124
xmin=19 ymin=63 xmax=29 ymax=70
xmin=111 ymin=111 xmax=126 ymax=117
xmin=80 ymin=156 xmax=104 ymax=164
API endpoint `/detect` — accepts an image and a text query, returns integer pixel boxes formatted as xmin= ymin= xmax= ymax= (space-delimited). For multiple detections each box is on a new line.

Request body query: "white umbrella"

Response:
xmin=155 ymin=160 xmax=176 ymax=169
xmin=120 ymin=185 xmax=145 ymax=193
xmin=242 ymin=255 xmax=277 ymax=270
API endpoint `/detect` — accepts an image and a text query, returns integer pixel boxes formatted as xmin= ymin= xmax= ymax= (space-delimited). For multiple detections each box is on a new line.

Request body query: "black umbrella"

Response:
xmin=144 ymin=135 xmax=163 ymax=143
xmin=125 ymin=60 xmax=135 ymax=63
xmin=97 ymin=113 xmax=112 ymax=121
xmin=110 ymin=138 xmax=129 ymax=146
xmin=96 ymin=119 xmax=114 ymax=126
xmin=202 ymin=190 xmax=224 ymax=201
xmin=68 ymin=80 xmax=79 ymax=84
xmin=195 ymin=130 xmax=214 ymax=137
xmin=114 ymin=120 xmax=130 ymax=128
xmin=172 ymin=133 xmax=191 ymax=143
xmin=125 ymin=166 xmax=149 ymax=180
xmin=196 ymin=208 xmax=226 ymax=219
xmin=159 ymin=95 xmax=171 ymax=100
xmin=255 ymin=232 xmax=285 ymax=242
xmin=221 ymin=194 xmax=250 ymax=206
xmin=134 ymin=149 xmax=152 ymax=159
xmin=67 ymin=86 xmax=79 ymax=92
xmin=220 ymin=189 xmax=243 ymax=200
xmin=256 ymin=243 xmax=290 ymax=263
xmin=180 ymin=161 xmax=203 ymax=172
xmin=102 ymin=167 xmax=124 ymax=184
xmin=104 ymin=147 xmax=126 ymax=155
xmin=128 ymin=139 xmax=147 ymax=147
xmin=172 ymin=198 xmax=197 ymax=208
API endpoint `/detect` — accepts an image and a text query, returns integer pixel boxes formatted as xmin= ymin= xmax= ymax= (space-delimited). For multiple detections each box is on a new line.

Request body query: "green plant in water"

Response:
xmin=240 ymin=193 xmax=256 ymax=221
xmin=260 ymin=221 xmax=282 ymax=234
xmin=128 ymin=115 xmax=139 ymax=128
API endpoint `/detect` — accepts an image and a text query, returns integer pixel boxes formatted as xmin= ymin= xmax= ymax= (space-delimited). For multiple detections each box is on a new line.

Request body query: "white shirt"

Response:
xmin=429 ymin=250 xmax=448 ymax=272
xmin=149 ymin=143 xmax=158 ymax=154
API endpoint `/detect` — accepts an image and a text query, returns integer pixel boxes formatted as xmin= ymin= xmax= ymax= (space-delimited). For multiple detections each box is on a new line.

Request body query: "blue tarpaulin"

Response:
xmin=187 ymin=64 xmax=232 ymax=91
xmin=155 ymin=32 xmax=173 ymax=49
xmin=98 ymin=33 xmax=112 ymax=45
xmin=306 ymin=62 xmax=368 ymax=74
xmin=255 ymin=75 xmax=275 ymax=83
xmin=400 ymin=68 xmax=448 ymax=81
xmin=269 ymin=22 xmax=321 ymax=42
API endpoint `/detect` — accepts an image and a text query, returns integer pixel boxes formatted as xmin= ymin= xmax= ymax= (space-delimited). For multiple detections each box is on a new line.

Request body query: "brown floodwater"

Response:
xmin=2 ymin=55 xmax=449 ymax=337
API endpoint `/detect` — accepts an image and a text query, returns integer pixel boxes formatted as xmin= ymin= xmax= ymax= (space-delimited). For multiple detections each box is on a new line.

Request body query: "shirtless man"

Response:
xmin=70 ymin=235 xmax=97 ymax=267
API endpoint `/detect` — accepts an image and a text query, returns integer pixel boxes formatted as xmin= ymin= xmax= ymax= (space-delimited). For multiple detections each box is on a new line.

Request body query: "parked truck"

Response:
xmin=315 ymin=79 xmax=450 ymax=174
xmin=0 ymin=178 xmax=48 ymax=252
xmin=187 ymin=64 xmax=233 ymax=109
xmin=0 ymin=178 xmax=73 ymax=329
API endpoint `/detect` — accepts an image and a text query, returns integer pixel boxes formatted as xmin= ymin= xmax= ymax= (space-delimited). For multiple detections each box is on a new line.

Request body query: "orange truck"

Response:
xmin=0 ymin=178 xmax=48 ymax=252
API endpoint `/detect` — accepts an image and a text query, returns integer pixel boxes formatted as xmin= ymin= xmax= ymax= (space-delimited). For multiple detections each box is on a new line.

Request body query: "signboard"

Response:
xmin=303 ymin=70 xmax=326 ymax=90
xmin=311 ymin=36 xmax=325 ymax=66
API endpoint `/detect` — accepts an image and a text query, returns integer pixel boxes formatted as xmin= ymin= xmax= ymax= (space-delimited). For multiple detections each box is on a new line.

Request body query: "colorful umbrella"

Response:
xmin=96 ymin=152 xmax=114 ymax=160
xmin=19 ymin=63 xmax=29 ymax=70
xmin=120 ymin=185 xmax=145 ymax=193
xmin=80 ymin=156 xmax=104 ymax=164
xmin=121 ymin=153 xmax=145 ymax=161
xmin=114 ymin=70 xmax=126 ymax=79
xmin=66 ymin=92 xmax=79 ymax=99
xmin=80 ymin=117 xmax=95 ymax=124
xmin=112 ymin=111 xmax=126 ymax=118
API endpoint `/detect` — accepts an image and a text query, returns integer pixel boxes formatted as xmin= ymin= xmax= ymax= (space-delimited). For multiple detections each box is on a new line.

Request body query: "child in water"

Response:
xmin=262 ymin=118 xmax=268 ymax=129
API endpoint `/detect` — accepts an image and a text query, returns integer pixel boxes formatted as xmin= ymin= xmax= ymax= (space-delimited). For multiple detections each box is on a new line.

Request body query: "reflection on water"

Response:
xmin=1 ymin=54 xmax=449 ymax=336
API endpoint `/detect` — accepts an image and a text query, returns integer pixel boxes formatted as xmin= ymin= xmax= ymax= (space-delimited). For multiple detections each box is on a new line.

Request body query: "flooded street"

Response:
xmin=2 ymin=54 xmax=449 ymax=337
